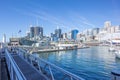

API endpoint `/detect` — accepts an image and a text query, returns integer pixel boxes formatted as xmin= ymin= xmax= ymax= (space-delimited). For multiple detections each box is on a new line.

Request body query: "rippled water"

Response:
xmin=38 ymin=46 xmax=120 ymax=80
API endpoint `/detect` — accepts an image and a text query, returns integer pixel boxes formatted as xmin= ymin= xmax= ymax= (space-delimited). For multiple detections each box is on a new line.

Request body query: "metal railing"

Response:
xmin=5 ymin=48 xmax=26 ymax=80
xmin=18 ymin=48 xmax=84 ymax=80
xmin=111 ymin=70 xmax=120 ymax=80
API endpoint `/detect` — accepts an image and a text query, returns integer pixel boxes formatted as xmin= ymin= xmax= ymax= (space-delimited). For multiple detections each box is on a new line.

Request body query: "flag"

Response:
xmin=18 ymin=30 xmax=21 ymax=33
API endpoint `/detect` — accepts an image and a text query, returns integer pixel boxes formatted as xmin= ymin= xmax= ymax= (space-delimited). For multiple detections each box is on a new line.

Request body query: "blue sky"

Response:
xmin=0 ymin=0 xmax=120 ymax=41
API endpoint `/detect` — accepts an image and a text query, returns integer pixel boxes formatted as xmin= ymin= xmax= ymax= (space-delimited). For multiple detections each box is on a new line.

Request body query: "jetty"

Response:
xmin=0 ymin=46 xmax=84 ymax=80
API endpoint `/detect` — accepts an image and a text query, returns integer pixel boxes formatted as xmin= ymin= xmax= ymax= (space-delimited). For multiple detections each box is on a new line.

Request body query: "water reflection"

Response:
xmin=38 ymin=46 xmax=120 ymax=80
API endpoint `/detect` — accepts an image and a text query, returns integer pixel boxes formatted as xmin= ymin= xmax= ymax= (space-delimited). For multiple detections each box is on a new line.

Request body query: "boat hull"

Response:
xmin=115 ymin=50 xmax=120 ymax=58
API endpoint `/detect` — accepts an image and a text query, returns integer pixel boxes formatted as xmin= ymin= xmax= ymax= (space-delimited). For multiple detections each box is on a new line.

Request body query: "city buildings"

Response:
xmin=9 ymin=21 xmax=120 ymax=46
xmin=71 ymin=29 xmax=79 ymax=40
xmin=51 ymin=28 xmax=62 ymax=42
xmin=92 ymin=28 xmax=100 ymax=36
xmin=55 ymin=28 xmax=62 ymax=38
xmin=62 ymin=33 xmax=67 ymax=39
xmin=104 ymin=21 xmax=111 ymax=29
xmin=30 ymin=26 xmax=43 ymax=38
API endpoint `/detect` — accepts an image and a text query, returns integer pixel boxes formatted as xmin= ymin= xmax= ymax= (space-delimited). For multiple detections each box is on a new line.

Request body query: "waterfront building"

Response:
xmin=104 ymin=21 xmax=111 ymax=29
xmin=55 ymin=28 xmax=62 ymax=38
xmin=77 ymin=33 xmax=81 ymax=40
xmin=84 ymin=29 xmax=93 ymax=37
xmin=9 ymin=38 xmax=20 ymax=46
xmin=111 ymin=26 xmax=115 ymax=33
xmin=107 ymin=27 xmax=111 ymax=33
xmin=104 ymin=21 xmax=112 ymax=33
xmin=51 ymin=33 xmax=58 ymax=42
xmin=115 ymin=25 xmax=120 ymax=32
xmin=92 ymin=28 xmax=100 ymax=36
xmin=3 ymin=34 xmax=6 ymax=43
xmin=50 ymin=28 xmax=62 ymax=42
xmin=71 ymin=29 xmax=79 ymax=40
xmin=30 ymin=27 xmax=34 ymax=38
xmin=30 ymin=26 xmax=43 ymax=38
xmin=62 ymin=33 xmax=67 ymax=39
xmin=34 ymin=26 xmax=43 ymax=37
xmin=26 ymin=31 xmax=30 ymax=39
xmin=67 ymin=32 xmax=72 ymax=40
xmin=77 ymin=33 xmax=86 ymax=42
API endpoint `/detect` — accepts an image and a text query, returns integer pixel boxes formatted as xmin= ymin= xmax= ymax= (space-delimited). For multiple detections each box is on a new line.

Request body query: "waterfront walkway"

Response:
xmin=0 ymin=50 xmax=10 ymax=80
xmin=0 ymin=48 xmax=48 ymax=80
xmin=12 ymin=55 xmax=48 ymax=80
xmin=0 ymin=47 xmax=84 ymax=80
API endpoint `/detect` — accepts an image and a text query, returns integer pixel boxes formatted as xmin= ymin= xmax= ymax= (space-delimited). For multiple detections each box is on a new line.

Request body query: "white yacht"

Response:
xmin=115 ymin=50 xmax=120 ymax=58
xmin=108 ymin=47 xmax=116 ymax=52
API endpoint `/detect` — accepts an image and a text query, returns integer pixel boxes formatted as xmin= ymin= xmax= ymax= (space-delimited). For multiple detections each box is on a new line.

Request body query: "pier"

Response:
xmin=0 ymin=47 xmax=84 ymax=80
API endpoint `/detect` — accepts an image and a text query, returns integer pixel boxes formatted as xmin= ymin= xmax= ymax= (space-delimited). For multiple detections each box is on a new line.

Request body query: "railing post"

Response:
xmin=37 ymin=58 xmax=42 ymax=73
xmin=48 ymin=66 xmax=54 ymax=80
xmin=11 ymin=65 xmax=13 ymax=80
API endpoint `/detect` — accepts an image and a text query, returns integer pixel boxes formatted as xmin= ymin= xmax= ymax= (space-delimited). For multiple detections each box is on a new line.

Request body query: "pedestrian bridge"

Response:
xmin=1 ymin=47 xmax=84 ymax=80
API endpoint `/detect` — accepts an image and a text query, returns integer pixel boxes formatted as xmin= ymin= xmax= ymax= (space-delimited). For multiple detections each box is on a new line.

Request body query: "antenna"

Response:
xmin=36 ymin=18 xmax=38 ymax=26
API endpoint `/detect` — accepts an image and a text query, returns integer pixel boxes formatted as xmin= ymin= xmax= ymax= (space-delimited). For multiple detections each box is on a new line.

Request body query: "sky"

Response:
xmin=0 ymin=0 xmax=120 ymax=41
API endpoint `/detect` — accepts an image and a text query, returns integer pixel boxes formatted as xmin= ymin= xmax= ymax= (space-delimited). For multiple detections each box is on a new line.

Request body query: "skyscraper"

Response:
xmin=92 ymin=28 xmax=100 ymax=36
xmin=30 ymin=27 xmax=34 ymax=38
xmin=55 ymin=28 xmax=61 ymax=38
xmin=39 ymin=27 xmax=43 ymax=37
xmin=104 ymin=21 xmax=111 ymax=28
xmin=3 ymin=34 xmax=6 ymax=43
xmin=30 ymin=26 xmax=43 ymax=38
xmin=34 ymin=27 xmax=43 ymax=37
xmin=71 ymin=29 xmax=79 ymax=40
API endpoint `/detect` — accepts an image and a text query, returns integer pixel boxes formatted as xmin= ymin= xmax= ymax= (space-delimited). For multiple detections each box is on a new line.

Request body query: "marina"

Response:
xmin=0 ymin=0 xmax=120 ymax=79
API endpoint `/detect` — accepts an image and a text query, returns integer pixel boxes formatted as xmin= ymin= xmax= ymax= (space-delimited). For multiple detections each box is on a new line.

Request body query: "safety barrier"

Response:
xmin=5 ymin=48 xmax=26 ymax=80
xmin=18 ymin=48 xmax=84 ymax=80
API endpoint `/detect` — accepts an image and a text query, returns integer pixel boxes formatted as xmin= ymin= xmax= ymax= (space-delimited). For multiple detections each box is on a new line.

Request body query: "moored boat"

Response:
xmin=115 ymin=50 xmax=120 ymax=58
xmin=108 ymin=47 xmax=116 ymax=52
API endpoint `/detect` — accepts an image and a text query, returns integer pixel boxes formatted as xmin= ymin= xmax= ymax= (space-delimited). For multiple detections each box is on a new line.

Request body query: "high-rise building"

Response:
xmin=55 ymin=29 xmax=61 ymax=38
xmin=34 ymin=26 xmax=43 ymax=37
xmin=104 ymin=21 xmax=111 ymax=29
xmin=67 ymin=32 xmax=72 ymax=40
xmin=71 ymin=29 xmax=79 ymax=40
xmin=30 ymin=27 xmax=34 ymax=38
xmin=3 ymin=34 xmax=6 ymax=43
xmin=92 ymin=28 xmax=100 ymax=36
xmin=115 ymin=25 xmax=120 ymax=32
xmin=50 ymin=28 xmax=62 ymax=42
xmin=51 ymin=33 xmax=58 ymax=42
xmin=26 ymin=31 xmax=30 ymax=39
xmin=62 ymin=33 xmax=67 ymax=39
xmin=30 ymin=26 xmax=43 ymax=38
xmin=34 ymin=27 xmax=40 ymax=36
xmin=39 ymin=27 xmax=43 ymax=37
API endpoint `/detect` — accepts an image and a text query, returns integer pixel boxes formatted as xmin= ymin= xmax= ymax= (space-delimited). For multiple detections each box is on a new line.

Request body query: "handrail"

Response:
xmin=38 ymin=58 xmax=83 ymax=80
xmin=18 ymin=48 xmax=84 ymax=80
xmin=5 ymin=48 xmax=26 ymax=80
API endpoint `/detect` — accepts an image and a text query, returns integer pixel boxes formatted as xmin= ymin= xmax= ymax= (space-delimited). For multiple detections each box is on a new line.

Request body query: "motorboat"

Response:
xmin=108 ymin=47 xmax=116 ymax=52
xmin=115 ymin=50 xmax=120 ymax=58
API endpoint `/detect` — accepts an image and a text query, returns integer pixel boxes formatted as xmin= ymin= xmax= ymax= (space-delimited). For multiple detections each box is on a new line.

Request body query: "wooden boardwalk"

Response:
xmin=13 ymin=55 xmax=48 ymax=80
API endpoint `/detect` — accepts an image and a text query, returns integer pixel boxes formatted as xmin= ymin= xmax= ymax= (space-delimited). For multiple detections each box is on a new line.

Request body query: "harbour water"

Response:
xmin=37 ymin=46 xmax=120 ymax=80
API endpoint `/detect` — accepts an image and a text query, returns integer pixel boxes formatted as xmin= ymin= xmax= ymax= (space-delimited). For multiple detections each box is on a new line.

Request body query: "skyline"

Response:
xmin=0 ymin=0 xmax=120 ymax=41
